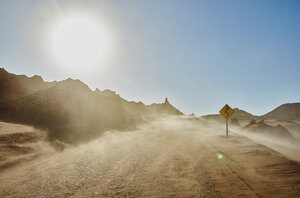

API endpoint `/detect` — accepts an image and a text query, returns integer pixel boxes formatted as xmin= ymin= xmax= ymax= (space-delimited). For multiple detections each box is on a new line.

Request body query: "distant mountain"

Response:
xmin=0 ymin=68 xmax=183 ymax=144
xmin=202 ymin=108 xmax=257 ymax=122
xmin=202 ymin=103 xmax=300 ymax=123
xmin=260 ymin=103 xmax=300 ymax=121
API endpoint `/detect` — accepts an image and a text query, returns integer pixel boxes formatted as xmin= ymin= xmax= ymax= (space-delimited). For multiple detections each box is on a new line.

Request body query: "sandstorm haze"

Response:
xmin=0 ymin=0 xmax=300 ymax=198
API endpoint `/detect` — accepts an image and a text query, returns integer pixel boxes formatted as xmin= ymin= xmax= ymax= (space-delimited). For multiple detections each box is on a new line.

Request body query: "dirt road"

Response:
xmin=0 ymin=117 xmax=299 ymax=197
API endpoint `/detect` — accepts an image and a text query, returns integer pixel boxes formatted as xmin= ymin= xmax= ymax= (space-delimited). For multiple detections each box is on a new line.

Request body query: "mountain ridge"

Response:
xmin=202 ymin=103 xmax=300 ymax=122
xmin=0 ymin=68 xmax=183 ymax=144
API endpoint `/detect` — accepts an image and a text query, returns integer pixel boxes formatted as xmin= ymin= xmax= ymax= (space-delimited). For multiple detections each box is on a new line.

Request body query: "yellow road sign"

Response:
xmin=219 ymin=104 xmax=235 ymax=120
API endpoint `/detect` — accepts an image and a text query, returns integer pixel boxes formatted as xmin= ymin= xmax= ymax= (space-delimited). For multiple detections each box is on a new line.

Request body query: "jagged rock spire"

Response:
xmin=164 ymin=97 xmax=169 ymax=104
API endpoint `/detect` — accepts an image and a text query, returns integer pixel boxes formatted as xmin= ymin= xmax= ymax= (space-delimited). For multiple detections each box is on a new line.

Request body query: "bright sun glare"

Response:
xmin=51 ymin=15 xmax=108 ymax=68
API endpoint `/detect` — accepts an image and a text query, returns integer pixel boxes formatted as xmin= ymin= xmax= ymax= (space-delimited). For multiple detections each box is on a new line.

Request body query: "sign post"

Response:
xmin=219 ymin=104 xmax=235 ymax=138
xmin=226 ymin=118 xmax=228 ymax=137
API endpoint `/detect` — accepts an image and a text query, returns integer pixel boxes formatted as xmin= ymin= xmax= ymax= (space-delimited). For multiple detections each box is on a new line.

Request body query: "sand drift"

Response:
xmin=0 ymin=116 xmax=299 ymax=198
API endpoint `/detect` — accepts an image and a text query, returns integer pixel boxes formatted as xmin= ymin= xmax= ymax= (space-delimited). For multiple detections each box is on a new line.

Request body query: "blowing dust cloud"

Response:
xmin=1 ymin=0 xmax=300 ymax=197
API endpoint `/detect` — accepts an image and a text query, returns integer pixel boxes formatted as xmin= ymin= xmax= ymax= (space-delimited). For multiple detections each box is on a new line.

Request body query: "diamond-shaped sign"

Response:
xmin=219 ymin=104 xmax=235 ymax=120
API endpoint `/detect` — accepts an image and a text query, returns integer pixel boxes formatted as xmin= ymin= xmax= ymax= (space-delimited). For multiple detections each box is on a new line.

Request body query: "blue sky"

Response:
xmin=0 ymin=0 xmax=299 ymax=115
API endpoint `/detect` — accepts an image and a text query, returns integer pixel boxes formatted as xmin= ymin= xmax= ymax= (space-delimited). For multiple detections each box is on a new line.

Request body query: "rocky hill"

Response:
xmin=0 ymin=68 xmax=183 ymax=144
xmin=260 ymin=103 xmax=300 ymax=121
xmin=0 ymin=68 xmax=56 ymax=102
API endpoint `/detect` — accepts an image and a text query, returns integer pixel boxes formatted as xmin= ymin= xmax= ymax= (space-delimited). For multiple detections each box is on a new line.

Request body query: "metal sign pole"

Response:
xmin=226 ymin=119 xmax=228 ymax=138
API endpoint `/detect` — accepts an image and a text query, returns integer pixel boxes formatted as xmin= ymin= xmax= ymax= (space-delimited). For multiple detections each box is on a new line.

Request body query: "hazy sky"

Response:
xmin=0 ymin=0 xmax=299 ymax=116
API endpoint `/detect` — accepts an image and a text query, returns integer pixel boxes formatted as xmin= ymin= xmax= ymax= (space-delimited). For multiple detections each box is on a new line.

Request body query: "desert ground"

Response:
xmin=0 ymin=116 xmax=299 ymax=198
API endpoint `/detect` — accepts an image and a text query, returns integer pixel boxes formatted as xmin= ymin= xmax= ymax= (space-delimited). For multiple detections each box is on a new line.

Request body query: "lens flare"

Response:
xmin=217 ymin=153 xmax=223 ymax=159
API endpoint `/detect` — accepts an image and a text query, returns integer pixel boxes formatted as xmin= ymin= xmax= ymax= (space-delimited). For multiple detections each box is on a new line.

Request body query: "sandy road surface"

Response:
xmin=0 ymin=117 xmax=299 ymax=198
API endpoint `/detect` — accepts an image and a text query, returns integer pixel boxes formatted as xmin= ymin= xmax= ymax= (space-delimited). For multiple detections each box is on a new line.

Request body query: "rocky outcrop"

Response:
xmin=243 ymin=119 xmax=294 ymax=139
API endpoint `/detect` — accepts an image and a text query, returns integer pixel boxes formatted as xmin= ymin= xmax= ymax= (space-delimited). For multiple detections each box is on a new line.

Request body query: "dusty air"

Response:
xmin=0 ymin=1 xmax=299 ymax=197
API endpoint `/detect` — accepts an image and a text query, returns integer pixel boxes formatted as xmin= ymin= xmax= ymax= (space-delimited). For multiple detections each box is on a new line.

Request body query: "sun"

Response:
xmin=51 ymin=15 xmax=108 ymax=68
